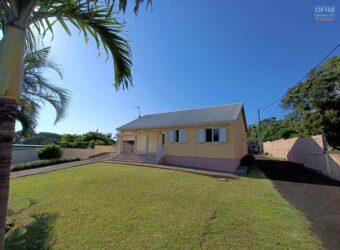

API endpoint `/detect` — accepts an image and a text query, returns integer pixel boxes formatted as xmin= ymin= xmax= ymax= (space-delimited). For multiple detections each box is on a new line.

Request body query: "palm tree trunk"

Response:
xmin=0 ymin=26 xmax=25 ymax=98
xmin=0 ymin=98 xmax=17 ymax=249
xmin=0 ymin=25 xmax=25 ymax=249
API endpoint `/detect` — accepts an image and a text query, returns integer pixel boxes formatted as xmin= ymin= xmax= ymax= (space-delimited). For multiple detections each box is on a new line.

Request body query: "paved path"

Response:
xmin=11 ymin=154 xmax=111 ymax=179
xmin=256 ymin=156 xmax=340 ymax=250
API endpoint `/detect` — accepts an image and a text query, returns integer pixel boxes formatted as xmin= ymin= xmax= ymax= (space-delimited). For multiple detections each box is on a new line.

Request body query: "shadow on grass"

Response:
xmin=253 ymin=156 xmax=340 ymax=250
xmin=5 ymin=213 xmax=56 ymax=250
xmin=7 ymin=199 xmax=38 ymax=217
xmin=255 ymin=158 xmax=340 ymax=186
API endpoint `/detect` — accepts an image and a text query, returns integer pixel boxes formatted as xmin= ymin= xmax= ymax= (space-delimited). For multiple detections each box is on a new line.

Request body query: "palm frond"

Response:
xmin=24 ymin=83 xmax=70 ymax=123
xmin=17 ymin=97 xmax=39 ymax=136
xmin=1 ymin=0 xmax=151 ymax=88
xmin=17 ymin=47 xmax=70 ymax=133
xmin=30 ymin=3 xmax=133 ymax=89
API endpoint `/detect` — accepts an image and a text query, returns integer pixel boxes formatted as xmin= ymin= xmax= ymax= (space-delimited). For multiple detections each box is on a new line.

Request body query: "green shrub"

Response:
xmin=38 ymin=144 xmax=62 ymax=159
xmin=11 ymin=158 xmax=81 ymax=171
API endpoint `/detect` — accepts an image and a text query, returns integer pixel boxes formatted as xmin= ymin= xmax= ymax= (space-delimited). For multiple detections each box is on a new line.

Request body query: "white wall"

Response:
xmin=11 ymin=150 xmax=39 ymax=165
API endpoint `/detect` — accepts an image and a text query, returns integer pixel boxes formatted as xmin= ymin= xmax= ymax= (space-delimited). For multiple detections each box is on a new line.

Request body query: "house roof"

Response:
xmin=117 ymin=103 xmax=245 ymax=131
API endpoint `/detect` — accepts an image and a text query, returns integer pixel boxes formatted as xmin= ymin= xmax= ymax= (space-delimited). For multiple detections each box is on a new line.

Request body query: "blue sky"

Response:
xmin=31 ymin=0 xmax=340 ymax=135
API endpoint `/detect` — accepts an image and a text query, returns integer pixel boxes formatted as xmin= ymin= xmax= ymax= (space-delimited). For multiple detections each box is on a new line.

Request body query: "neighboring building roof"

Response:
xmin=117 ymin=103 xmax=245 ymax=130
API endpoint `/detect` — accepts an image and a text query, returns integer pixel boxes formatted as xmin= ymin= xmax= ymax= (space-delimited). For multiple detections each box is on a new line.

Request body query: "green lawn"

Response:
xmin=6 ymin=163 xmax=322 ymax=249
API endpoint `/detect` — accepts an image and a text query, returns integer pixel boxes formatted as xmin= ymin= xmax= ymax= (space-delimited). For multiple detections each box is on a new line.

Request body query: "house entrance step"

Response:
xmin=109 ymin=153 xmax=157 ymax=164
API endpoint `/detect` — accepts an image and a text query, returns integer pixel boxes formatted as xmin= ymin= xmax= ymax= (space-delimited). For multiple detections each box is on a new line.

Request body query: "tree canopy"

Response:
xmin=58 ymin=131 xmax=115 ymax=148
xmin=280 ymin=56 xmax=340 ymax=147
xmin=248 ymin=117 xmax=297 ymax=142
xmin=249 ymin=56 xmax=340 ymax=148
xmin=15 ymin=132 xmax=62 ymax=145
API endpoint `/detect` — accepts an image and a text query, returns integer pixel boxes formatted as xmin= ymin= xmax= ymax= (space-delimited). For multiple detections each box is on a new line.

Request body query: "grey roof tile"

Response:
xmin=117 ymin=103 xmax=243 ymax=130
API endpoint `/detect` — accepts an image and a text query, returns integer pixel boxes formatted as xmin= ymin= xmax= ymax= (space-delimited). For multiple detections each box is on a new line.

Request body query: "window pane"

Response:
xmin=206 ymin=129 xmax=212 ymax=142
xmin=213 ymin=128 xmax=219 ymax=142
xmin=175 ymin=130 xmax=179 ymax=142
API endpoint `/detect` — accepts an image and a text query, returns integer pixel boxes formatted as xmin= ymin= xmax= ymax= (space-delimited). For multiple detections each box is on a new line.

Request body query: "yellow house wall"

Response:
xmin=118 ymin=113 xmax=247 ymax=160
xmin=163 ymin=124 xmax=236 ymax=159
xmin=233 ymin=112 xmax=248 ymax=159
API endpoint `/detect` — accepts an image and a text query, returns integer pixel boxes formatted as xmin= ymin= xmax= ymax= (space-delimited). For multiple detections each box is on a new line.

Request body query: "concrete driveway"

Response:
xmin=256 ymin=156 xmax=340 ymax=250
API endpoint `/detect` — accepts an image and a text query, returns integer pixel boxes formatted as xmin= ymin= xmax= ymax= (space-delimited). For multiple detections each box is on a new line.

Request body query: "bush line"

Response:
xmin=11 ymin=157 xmax=81 ymax=172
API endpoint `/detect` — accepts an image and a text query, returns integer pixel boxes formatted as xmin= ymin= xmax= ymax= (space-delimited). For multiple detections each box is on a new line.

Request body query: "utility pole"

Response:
xmin=257 ymin=109 xmax=263 ymax=154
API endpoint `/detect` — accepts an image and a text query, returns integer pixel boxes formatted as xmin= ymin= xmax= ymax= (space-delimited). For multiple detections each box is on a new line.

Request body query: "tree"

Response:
xmin=281 ymin=56 xmax=340 ymax=148
xmin=16 ymin=47 xmax=69 ymax=139
xmin=248 ymin=117 xmax=297 ymax=142
xmin=0 ymin=1 xmax=150 ymax=246
xmin=58 ymin=131 xmax=114 ymax=148
xmin=17 ymin=132 xmax=62 ymax=145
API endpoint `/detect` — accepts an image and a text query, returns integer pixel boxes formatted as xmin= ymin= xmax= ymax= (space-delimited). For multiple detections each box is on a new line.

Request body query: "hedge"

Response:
xmin=38 ymin=144 xmax=62 ymax=159
xmin=11 ymin=157 xmax=81 ymax=172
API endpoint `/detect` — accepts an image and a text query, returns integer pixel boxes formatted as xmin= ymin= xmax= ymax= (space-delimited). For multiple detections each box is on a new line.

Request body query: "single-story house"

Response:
xmin=115 ymin=103 xmax=248 ymax=172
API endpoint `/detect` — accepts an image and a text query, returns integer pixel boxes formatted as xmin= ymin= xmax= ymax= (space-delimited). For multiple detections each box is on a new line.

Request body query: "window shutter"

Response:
xmin=168 ymin=130 xmax=174 ymax=143
xmin=197 ymin=129 xmax=205 ymax=142
xmin=179 ymin=129 xmax=186 ymax=143
xmin=219 ymin=127 xmax=227 ymax=142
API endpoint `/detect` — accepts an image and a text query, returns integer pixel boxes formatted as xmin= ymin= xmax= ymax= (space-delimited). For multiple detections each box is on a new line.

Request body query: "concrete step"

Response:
xmin=110 ymin=153 xmax=157 ymax=164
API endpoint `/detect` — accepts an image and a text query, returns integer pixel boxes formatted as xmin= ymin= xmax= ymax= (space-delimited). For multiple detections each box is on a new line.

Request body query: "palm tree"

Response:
xmin=17 ymin=47 xmax=69 ymax=139
xmin=0 ymin=1 xmax=150 ymax=246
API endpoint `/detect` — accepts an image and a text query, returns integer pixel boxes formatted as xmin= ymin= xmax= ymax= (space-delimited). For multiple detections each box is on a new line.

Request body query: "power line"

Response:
xmin=259 ymin=42 xmax=340 ymax=111
xmin=63 ymin=79 xmax=141 ymax=112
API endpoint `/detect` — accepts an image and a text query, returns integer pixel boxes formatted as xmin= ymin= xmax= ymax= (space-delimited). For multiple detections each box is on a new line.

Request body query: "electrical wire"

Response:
xmin=259 ymin=43 xmax=340 ymax=111
xmin=63 ymin=79 xmax=140 ymax=111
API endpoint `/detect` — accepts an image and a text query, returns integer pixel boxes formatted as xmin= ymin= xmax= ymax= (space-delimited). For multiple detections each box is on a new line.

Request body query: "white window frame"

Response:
xmin=198 ymin=127 xmax=227 ymax=143
xmin=205 ymin=128 xmax=220 ymax=143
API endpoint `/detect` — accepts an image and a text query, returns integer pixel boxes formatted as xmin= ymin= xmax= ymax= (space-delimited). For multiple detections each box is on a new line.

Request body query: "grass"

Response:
xmin=6 ymin=163 xmax=322 ymax=249
xmin=11 ymin=157 xmax=81 ymax=171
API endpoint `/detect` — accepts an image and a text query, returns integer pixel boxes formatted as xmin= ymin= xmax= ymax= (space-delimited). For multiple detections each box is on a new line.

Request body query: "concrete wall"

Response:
xmin=263 ymin=134 xmax=340 ymax=181
xmin=11 ymin=145 xmax=115 ymax=164
xmin=11 ymin=150 xmax=39 ymax=165
xmin=93 ymin=145 xmax=117 ymax=154
xmin=326 ymin=152 xmax=340 ymax=181
xmin=62 ymin=146 xmax=117 ymax=159
xmin=62 ymin=148 xmax=94 ymax=160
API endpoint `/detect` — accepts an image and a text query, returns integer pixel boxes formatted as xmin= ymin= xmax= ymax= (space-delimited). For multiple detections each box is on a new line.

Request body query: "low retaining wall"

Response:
xmin=263 ymin=134 xmax=340 ymax=181
xmin=93 ymin=145 xmax=117 ymax=154
xmin=62 ymin=148 xmax=94 ymax=160
xmin=11 ymin=144 xmax=117 ymax=164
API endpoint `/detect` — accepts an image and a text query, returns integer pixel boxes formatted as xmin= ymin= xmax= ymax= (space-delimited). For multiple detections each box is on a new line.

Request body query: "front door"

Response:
xmin=123 ymin=140 xmax=134 ymax=153
xmin=136 ymin=134 xmax=147 ymax=153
